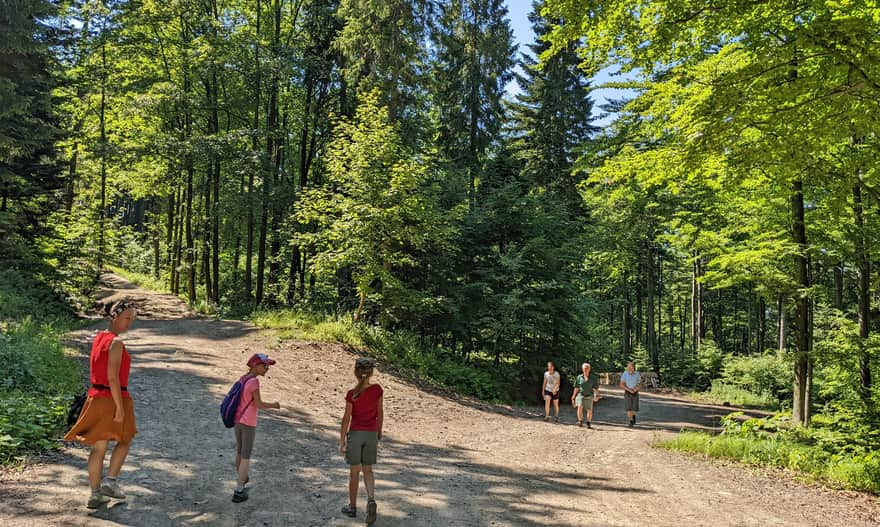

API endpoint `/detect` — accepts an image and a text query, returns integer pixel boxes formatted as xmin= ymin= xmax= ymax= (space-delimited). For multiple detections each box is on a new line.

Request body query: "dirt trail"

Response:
xmin=1 ymin=274 xmax=877 ymax=526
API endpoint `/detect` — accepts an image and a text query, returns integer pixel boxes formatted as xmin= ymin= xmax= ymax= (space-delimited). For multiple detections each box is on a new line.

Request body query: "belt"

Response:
xmin=92 ymin=383 xmax=128 ymax=392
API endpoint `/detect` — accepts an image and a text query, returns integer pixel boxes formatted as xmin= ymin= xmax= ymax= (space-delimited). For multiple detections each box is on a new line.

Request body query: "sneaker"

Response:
xmin=232 ymin=488 xmax=249 ymax=503
xmin=87 ymin=492 xmax=110 ymax=509
xmin=366 ymin=498 xmax=377 ymax=525
xmin=99 ymin=478 xmax=126 ymax=499
xmin=341 ymin=504 xmax=357 ymax=517
xmin=544 ymin=415 xmax=550 ymax=421
xmin=577 ymin=420 xmax=583 ymax=427
xmin=553 ymin=416 xmax=559 ymax=422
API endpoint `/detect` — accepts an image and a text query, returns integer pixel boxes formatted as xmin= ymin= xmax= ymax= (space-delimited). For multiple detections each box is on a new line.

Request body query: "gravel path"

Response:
xmin=1 ymin=274 xmax=877 ymax=526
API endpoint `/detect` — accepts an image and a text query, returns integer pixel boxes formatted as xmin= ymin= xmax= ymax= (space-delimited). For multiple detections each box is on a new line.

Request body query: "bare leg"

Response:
xmin=544 ymin=396 xmax=550 ymax=418
xmin=107 ymin=442 xmax=130 ymax=478
xmin=362 ymin=465 xmax=375 ymax=500
xmin=576 ymin=404 xmax=583 ymax=422
xmin=586 ymin=408 xmax=593 ymax=423
xmin=348 ymin=465 xmax=361 ymax=508
xmin=88 ymin=441 xmax=109 ymax=490
xmin=237 ymin=459 xmax=251 ymax=487
xmin=553 ymin=399 xmax=560 ymax=417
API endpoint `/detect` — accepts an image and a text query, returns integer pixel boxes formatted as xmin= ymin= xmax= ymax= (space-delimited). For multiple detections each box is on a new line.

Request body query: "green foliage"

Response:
xmin=659 ymin=411 xmax=880 ymax=494
xmin=253 ymin=309 xmax=511 ymax=402
xmin=0 ymin=271 xmax=81 ymax=461
xmin=691 ymin=381 xmax=779 ymax=410
xmin=107 ymin=265 xmax=168 ymax=295
xmin=0 ymin=392 xmax=71 ymax=461
xmin=720 ymin=352 xmax=792 ymax=403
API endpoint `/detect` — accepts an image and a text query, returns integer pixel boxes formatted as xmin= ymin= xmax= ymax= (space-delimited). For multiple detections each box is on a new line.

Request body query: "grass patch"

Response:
xmin=0 ymin=269 xmax=82 ymax=462
xmin=689 ymin=380 xmax=780 ymax=410
xmin=252 ymin=310 xmax=511 ymax=402
xmin=107 ymin=265 xmax=169 ymax=294
xmin=658 ymin=414 xmax=880 ymax=494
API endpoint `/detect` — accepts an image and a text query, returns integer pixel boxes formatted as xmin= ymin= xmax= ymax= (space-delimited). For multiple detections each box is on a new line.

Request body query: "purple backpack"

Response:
xmin=220 ymin=375 xmax=253 ymax=428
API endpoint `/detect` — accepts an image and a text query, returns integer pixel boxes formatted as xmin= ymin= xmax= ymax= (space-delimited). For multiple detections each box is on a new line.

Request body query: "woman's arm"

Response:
xmin=376 ymin=394 xmax=384 ymax=441
xmin=107 ymin=339 xmax=125 ymax=423
xmin=339 ymin=402 xmax=353 ymax=453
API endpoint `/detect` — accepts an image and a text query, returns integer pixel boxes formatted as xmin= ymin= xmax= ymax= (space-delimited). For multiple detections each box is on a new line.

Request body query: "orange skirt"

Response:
xmin=64 ymin=396 xmax=137 ymax=445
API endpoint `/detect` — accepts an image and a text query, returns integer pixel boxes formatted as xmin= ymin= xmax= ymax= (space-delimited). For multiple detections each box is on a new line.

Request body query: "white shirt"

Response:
xmin=544 ymin=371 xmax=560 ymax=392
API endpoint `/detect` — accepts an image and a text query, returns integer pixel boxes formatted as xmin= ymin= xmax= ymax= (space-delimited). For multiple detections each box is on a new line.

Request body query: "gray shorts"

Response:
xmin=235 ymin=423 xmax=256 ymax=459
xmin=625 ymin=391 xmax=640 ymax=412
xmin=345 ymin=430 xmax=378 ymax=466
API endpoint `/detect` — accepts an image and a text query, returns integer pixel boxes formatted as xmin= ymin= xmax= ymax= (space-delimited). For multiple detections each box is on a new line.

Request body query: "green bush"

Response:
xmin=691 ymin=380 xmax=779 ymax=409
xmin=0 ymin=270 xmax=82 ymax=461
xmin=659 ymin=412 xmax=880 ymax=494
xmin=253 ymin=310 xmax=511 ymax=402
xmin=720 ymin=351 xmax=791 ymax=402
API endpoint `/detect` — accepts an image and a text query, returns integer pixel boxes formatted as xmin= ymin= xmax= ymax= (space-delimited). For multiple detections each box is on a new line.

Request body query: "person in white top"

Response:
xmin=542 ymin=362 xmax=561 ymax=422
xmin=619 ymin=361 xmax=641 ymax=427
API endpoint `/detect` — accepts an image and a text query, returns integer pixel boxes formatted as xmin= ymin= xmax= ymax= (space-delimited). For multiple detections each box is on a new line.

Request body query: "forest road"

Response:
xmin=1 ymin=273 xmax=878 ymax=527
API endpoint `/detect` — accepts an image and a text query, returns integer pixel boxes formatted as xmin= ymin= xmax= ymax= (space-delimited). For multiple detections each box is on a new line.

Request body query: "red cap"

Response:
xmin=247 ymin=353 xmax=277 ymax=368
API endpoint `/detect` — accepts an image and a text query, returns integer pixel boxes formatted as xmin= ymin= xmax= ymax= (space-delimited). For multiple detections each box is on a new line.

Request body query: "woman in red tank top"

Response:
xmin=65 ymin=300 xmax=137 ymax=509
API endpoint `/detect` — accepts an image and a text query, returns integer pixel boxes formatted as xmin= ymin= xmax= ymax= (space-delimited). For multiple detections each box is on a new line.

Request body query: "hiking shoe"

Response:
xmin=87 ymin=492 xmax=110 ymax=509
xmin=341 ymin=504 xmax=357 ymax=517
xmin=99 ymin=478 xmax=126 ymax=499
xmin=553 ymin=416 xmax=559 ymax=422
xmin=232 ymin=488 xmax=249 ymax=503
xmin=633 ymin=415 xmax=637 ymax=425
xmin=366 ymin=498 xmax=377 ymax=525
xmin=586 ymin=421 xmax=592 ymax=429
xmin=543 ymin=415 xmax=550 ymax=421
xmin=577 ymin=420 xmax=583 ymax=427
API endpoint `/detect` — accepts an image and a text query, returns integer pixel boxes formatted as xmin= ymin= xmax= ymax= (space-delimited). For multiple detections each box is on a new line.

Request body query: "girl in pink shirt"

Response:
xmin=232 ymin=353 xmax=281 ymax=503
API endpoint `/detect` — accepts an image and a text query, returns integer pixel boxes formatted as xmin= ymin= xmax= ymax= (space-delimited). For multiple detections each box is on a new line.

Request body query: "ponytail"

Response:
xmin=351 ymin=357 xmax=375 ymax=399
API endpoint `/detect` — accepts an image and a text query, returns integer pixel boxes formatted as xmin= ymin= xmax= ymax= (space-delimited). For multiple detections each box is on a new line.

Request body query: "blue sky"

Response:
xmin=504 ymin=0 xmax=635 ymax=127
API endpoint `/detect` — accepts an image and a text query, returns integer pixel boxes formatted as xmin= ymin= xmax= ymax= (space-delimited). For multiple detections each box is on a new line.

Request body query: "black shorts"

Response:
xmin=544 ymin=390 xmax=559 ymax=401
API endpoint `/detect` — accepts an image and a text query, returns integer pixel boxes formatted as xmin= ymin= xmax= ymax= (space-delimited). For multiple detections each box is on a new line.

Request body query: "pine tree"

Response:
xmin=0 ymin=0 xmax=63 ymax=246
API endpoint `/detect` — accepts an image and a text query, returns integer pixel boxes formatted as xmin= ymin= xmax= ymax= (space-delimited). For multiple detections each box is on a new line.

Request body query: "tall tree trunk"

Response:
xmin=98 ymin=43 xmax=108 ymax=272
xmin=246 ymin=0 xmax=262 ymax=302
xmin=645 ymin=242 xmax=659 ymax=374
xmin=777 ymin=293 xmax=786 ymax=353
xmin=791 ymin=179 xmax=812 ymax=426
xmin=691 ymin=252 xmax=702 ymax=353
xmin=854 ymin=184 xmax=872 ymax=405
xmin=623 ymin=274 xmax=632 ymax=361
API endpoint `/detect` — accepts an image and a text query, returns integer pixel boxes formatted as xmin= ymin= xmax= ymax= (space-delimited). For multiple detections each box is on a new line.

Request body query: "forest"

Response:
xmin=2 ymin=0 xmax=879 ymax=484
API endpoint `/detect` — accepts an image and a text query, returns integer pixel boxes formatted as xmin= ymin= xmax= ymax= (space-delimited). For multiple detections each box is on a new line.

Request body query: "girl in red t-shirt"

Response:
xmin=339 ymin=357 xmax=384 ymax=525
xmin=65 ymin=300 xmax=137 ymax=509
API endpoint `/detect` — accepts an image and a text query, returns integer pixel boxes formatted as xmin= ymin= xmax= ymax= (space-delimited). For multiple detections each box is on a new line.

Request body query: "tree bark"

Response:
xmin=791 ymin=179 xmax=812 ymax=426
xmin=853 ymin=184 xmax=872 ymax=405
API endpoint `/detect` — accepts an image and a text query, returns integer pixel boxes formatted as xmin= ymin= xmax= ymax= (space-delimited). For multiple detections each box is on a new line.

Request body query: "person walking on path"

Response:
xmin=620 ymin=361 xmax=641 ymax=427
xmin=339 ymin=357 xmax=384 ymax=525
xmin=571 ymin=362 xmax=599 ymax=428
xmin=65 ymin=300 xmax=138 ymax=509
xmin=231 ymin=353 xmax=282 ymax=503
xmin=542 ymin=361 xmax=561 ymax=421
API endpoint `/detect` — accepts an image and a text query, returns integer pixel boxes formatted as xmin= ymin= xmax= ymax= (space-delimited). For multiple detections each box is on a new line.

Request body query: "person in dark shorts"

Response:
xmin=340 ymin=357 xmax=384 ymax=525
xmin=65 ymin=301 xmax=138 ymax=509
xmin=231 ymin=353 xmax=281 ymax=503
xmin=542 ymin=361 xmax=561 ymax=421
xmin=620 ymin=361 xmax=641 ymax=427
xmin=571 ymin=362 xmax=599 ymax=428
